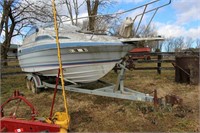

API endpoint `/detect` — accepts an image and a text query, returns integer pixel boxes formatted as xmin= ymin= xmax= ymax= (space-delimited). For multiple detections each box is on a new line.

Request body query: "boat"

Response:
xmin=18 ymin=0 xmax=169 ymax=84
xmin=18 ymin=24 xmax=135 ymax=83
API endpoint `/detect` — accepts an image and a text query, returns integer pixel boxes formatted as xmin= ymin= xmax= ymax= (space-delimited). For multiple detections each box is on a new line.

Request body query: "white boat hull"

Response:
xmin=18 ymin=42 xmax=132 ymax=83
xmin=39 ymin=62 xmax=116 ymax=83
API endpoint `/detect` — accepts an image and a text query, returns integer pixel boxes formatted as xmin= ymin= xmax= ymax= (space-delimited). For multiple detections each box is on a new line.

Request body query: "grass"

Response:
xmin=1 ymin=61 xmax=199 ymax=132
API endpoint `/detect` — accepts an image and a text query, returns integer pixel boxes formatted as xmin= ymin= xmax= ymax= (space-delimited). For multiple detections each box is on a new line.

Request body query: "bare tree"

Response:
xmin=173 ymin=36 xmax=184 ymax=52
xmin=60 ymin=0 xmax=116 ymax=31
xmin=0 ymin=1 xmax=11 ymax=36
xmin=94 ymin=15 xmax=116 ymax=32
xmin=61 ymin=0 xmax=85 ymax=26
xmin=86 ymin=0 xmax=99 ymax=31
xmin=0 ymin=0 xmax=52 ymax=66
xmin=134 ymin=24 xmax=159 ymax=51
xmin=86 ymin=0 xmax=116 ymax=31
xmin=164 ymin=37 xmax=175 ymax=52
xmin=136 ymin=24 xmax=157 ymax=37
xmin=185 ymin=37 xmax=194 ymax=49
xmin=163 ymin=37 xmax=188 ymax=52
xmin=195 ymin=38 xmax=200 ymax=48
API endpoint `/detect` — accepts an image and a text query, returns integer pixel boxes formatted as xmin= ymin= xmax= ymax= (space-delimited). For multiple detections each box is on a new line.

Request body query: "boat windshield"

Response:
xmin=25 ymin=26 xmax=39 ymax=37
xmin=52 ymin=36 xmax=70 ymax=39
xmin=35 ymin=35 xmax=70 ymax=41
xmin=35 ymin=35 xmax=54 ymax=41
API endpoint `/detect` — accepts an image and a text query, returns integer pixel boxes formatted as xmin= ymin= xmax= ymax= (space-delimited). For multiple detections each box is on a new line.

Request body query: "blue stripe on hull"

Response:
xmin=18 ymin=42 xmax=123 ymax=55
xmin=21 ymin=59 xmax=121 ymax=68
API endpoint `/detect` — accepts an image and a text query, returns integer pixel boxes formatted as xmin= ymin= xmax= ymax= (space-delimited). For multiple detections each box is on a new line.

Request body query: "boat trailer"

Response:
xmin=25 ymin=62 xmax=158 ymax=104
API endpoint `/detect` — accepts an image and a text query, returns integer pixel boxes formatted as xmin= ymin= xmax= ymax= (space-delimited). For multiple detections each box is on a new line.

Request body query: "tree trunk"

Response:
xmin=0 ymin=9 xmax=6 ymax=35
xmin=65 ymin=0 xmax=74 ymax=25
xmin=1 ymin=44 xmax=8 ymax=66
xmin=1 ymin=6 xmax=16 ymax=66
xmin=86 ymin=0 xmax=99 ymax=31
xmin=1 ymin=31 xmax=13 ymax=66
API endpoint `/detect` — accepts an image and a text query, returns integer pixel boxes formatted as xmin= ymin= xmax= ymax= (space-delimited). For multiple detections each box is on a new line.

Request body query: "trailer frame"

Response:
xmin=25 ymin=62 xmax=154 ymax=102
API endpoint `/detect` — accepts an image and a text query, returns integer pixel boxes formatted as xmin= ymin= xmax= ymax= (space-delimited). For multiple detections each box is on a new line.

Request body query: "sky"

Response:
xmin=57 ymin=0 xmax=199 ymax=40
xmin=0 ymin=0 xmax=199 ymax=45
xmin=102 ymin=0 xmax=200 ymax=40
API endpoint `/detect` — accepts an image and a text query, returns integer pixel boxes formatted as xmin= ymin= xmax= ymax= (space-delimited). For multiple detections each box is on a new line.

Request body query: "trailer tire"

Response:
xmin=30 ymin=79 xmax=40 ymax=94
xmin=26 ymin=78 xmax=31 ymax=90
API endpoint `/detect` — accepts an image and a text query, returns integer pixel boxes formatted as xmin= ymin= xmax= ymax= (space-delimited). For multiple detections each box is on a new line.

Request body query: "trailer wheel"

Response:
xmin=30 ymin=79 xmax=40 ymax=94
xmin=26 ymin=78 xmax=31 ymax=90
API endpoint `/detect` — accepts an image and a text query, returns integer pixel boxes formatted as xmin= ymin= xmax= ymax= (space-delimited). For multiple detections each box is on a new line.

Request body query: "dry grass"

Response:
xmin=1 ymin=62 xmax=200 ymax=132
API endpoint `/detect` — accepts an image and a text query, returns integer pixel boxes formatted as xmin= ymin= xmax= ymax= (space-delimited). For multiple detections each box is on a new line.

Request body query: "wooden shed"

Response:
xmin=175 ymin=51 xmax=199 ymax=85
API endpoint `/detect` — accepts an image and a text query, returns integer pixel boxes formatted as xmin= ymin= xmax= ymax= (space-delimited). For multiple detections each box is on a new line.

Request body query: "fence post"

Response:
xmin=157 ymin=54 xmax=162 ymax=74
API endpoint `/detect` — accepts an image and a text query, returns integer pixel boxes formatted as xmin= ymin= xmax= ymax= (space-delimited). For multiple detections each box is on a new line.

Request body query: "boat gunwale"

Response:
xmin=19 ymin=58 xmax=121 ymax=68
xmin=18 ymin=42 xmax=125 ymax=56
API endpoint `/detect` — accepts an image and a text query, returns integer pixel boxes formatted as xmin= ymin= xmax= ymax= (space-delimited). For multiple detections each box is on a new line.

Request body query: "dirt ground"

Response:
xmin=1 ymin=68 xmax=200 ymax=132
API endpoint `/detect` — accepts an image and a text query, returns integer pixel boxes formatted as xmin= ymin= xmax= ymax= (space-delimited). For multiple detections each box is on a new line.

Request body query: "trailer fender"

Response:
xmin=26 ymin=74 xmax=43 ymax=88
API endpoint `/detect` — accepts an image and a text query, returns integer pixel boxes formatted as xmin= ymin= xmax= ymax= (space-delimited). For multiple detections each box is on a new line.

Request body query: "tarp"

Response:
xmin=119 ymin=17 xmax=133 ymax=38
